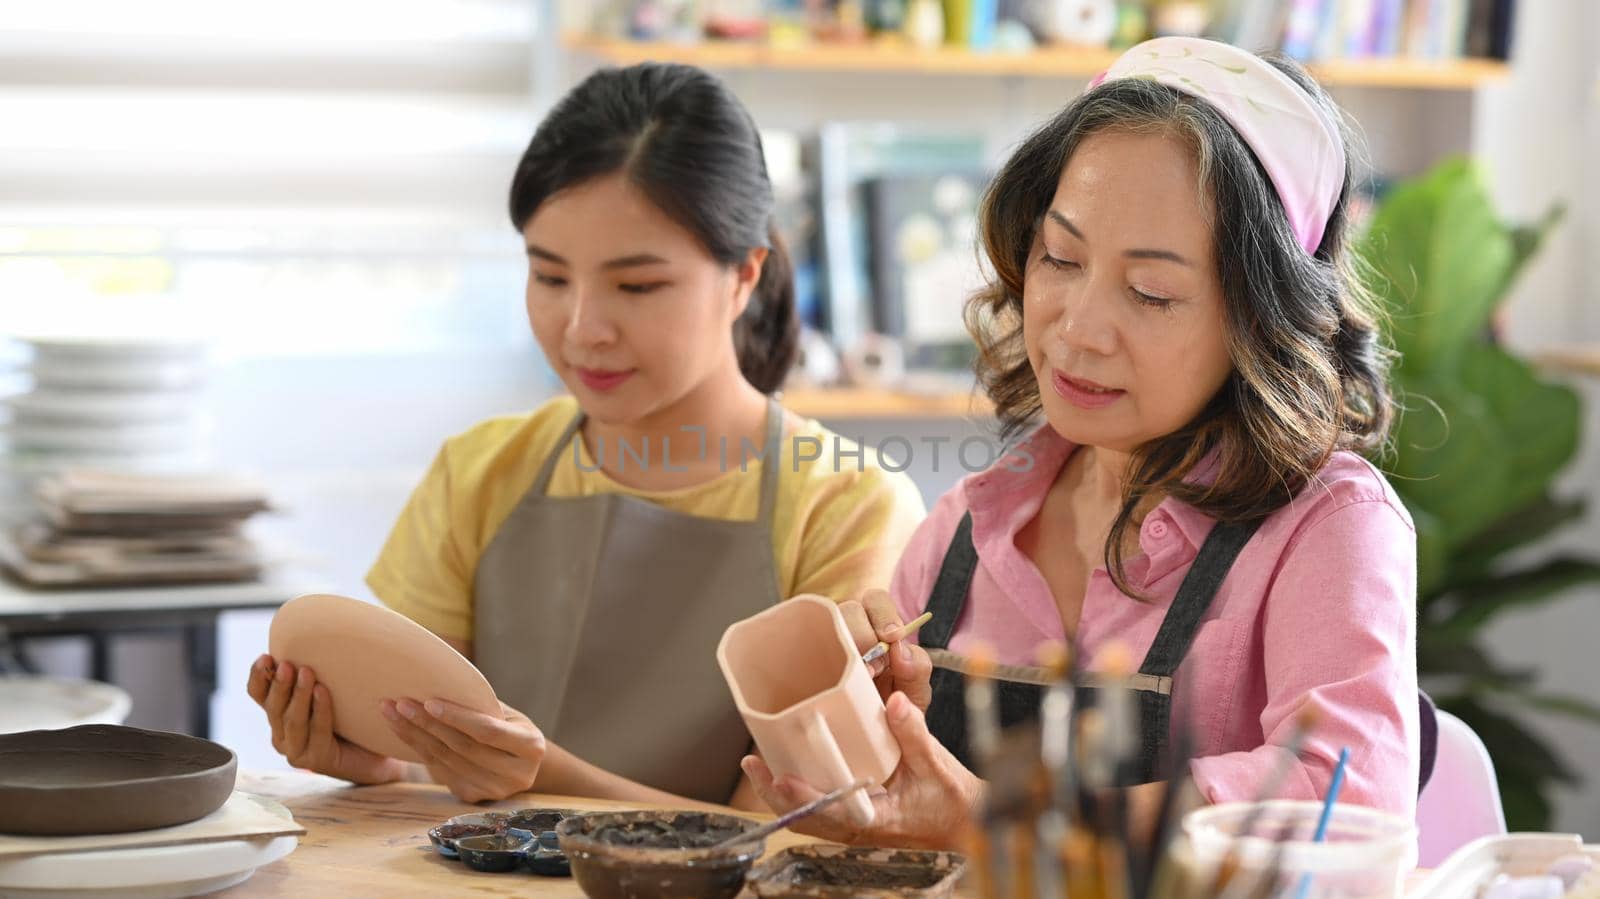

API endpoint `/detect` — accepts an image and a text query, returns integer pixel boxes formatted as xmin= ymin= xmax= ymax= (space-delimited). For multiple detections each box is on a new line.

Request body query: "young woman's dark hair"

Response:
xmin=509 ymin=62 xmax=798 ymax=393
xmin=967 ymin=53 xmax=1393 ymax=598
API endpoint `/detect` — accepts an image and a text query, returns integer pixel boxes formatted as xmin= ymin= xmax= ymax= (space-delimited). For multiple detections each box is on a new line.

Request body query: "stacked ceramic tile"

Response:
xmin=0 ymin=469 xmax=270 ymax=587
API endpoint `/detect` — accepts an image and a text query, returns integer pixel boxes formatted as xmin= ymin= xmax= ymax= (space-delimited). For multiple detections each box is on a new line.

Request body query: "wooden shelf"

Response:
xmin=1301 ymin=56 xmax=1512 ymax=89
xmin=1534 ymin=346 xmax=1600 ymax=378
xmin=564 ymin=36 xmax=1510 ymax=89
xmin=780 ymin=387 xmax=992 ymax=419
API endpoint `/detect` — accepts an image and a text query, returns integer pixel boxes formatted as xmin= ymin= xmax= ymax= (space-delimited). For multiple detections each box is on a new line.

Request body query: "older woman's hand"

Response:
xmin=741 ymin=691 xmax=982 ymax=850
xmin=838 ymin=589 xmax=935 ymax=712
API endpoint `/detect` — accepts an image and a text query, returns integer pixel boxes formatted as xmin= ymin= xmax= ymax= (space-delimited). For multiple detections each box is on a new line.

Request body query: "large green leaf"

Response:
xmin=1360 ymin=159 xmax=1512 ymax=374
xmin=1416 ymin=633 xmax=1535 ymax=686
xmin=1387 ymin=356 xmax=1579 ymax=553
xmin=1501 ymin=785 xmax=1555 ymax=836
xmin=1409 ymin=505 xmax=1451 ymax=603
xmin=1453 ymin=345 xmax=1582 ymax=510
xmin=1447 ymin=495 xmax=1587 ymax=589
xmin=1439 ymin=557 xmax=1600 ymax=636
xmin=1387 ymin=376 xmax=1513 ymax=545
xmin=1354 ymin=160 xmax=1593 ymax=832
xmin=1496 ymin=205 xmax=1567 ymax=305
xmin=1483 ymin=689 xmax=1600 ymax=728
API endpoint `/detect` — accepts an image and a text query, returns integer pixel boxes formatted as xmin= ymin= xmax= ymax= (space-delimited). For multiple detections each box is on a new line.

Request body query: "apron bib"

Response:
xmin=921 ymin=511 xmax=1262 ymax=784
xmin=472 ymin=399 xmax=784 ymax=802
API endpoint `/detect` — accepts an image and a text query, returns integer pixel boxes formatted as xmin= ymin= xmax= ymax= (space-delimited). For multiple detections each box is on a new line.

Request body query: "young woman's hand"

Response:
xmin=247 ymin=655 xmax=408 ymax=786
xmin=381 ymin=698 xmax=547 ymax=803
xmin=741 ymin=691 xmax=982 ymax=850
xmin=838 ymin=588 xmax=935 ymax=711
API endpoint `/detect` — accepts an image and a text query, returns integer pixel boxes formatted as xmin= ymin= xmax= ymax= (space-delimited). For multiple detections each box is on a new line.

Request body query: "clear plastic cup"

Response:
xmin=1171 ymin=800 xmax=1418 ymax=899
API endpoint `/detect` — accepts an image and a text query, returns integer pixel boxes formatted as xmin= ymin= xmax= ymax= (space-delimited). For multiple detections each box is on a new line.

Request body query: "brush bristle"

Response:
xmin=1036 ymin=641 xmax=1073 ymax=679
xmin=965 ymin=641 xmax=998 ymax=679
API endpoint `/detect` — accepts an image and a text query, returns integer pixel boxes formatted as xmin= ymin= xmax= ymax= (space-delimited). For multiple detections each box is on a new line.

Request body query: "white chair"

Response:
xmin=1415 ymin=709 xmax=1508 ymax=868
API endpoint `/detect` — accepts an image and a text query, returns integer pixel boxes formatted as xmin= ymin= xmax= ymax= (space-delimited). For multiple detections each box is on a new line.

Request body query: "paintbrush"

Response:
xmin=860 ymin=611 xmax=934 ymax=666
xmin=1035 ymin=641 xmax=1076 ymax=898
xmin=1205 ymin=705 xmax=1323 ymax=896
xmin=1286 ymin=746 xmax=1351 ymax=899
xmin=964 ymin=641 xmax=1002 ymax=770
xmin=1038 ymin=641 xmax=1077 ymax=806
xmin=708 ymin=777 xmax=873 ymax=850
xmin=1097 ymin=643 xmax=1138 ymax=783
xmin=1061 ymin=816 xmax=1103 ymax=899
xmin=1134 ymin=715 xmax=1195 ymax=899
xmin=1232 ymin=806 xmax=1304 ymax=899
xmin=963 ymin=643 xmax=1002 ymax=899
xmin=1072 ymin=708 xmax=1112 ymax=899
xmin=1011 ymin=819 xmax=1038 ymax=899
xmin=1090 ymin=643 xmax=1137 ymax=899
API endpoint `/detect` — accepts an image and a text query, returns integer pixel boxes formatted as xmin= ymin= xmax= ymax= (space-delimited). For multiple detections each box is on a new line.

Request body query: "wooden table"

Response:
xmin=224 ymin=770 xmax=823 ymax=897
xmin=226 ymin=770 xmax=1434 ymax=897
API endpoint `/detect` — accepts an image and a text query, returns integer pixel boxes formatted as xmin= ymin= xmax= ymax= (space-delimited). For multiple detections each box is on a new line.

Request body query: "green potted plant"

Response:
xmin=1358 ymin=158 xmax=1600 ymax=830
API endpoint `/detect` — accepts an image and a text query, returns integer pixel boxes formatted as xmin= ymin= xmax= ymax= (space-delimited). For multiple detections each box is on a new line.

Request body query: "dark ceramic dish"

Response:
xmin=428 ymin=822 xmax=502 ymax=859
xmin=0 ymin=724 xmax=237 ymax=836
xmin=445 ymin=811 xmax=509 ymax=829
xmin=745 ymin=845 xmax=969 ymax=897
xmin=556 ymin=810 xmax=765 ymax=899
xmin=429 ymin=808 xmax=575 ymax=875
xmin=507 ymin=808 xmax=579 ymax=876
xmin=456 ymin=831 xmax=534 ymax=873
xmin=523 ymin=829 xmax=570 ymax=876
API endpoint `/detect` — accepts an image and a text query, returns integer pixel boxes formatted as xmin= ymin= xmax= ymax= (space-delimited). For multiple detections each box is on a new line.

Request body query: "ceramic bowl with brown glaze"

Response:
xmin=556 ymin=810 xmax=766 ymax=899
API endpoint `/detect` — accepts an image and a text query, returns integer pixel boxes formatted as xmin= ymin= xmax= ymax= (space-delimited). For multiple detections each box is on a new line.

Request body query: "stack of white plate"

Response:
xmin=0 ymin=676 xmax=132 ymax=734
xmin=1 ymin=337 xmax=211 ymax=472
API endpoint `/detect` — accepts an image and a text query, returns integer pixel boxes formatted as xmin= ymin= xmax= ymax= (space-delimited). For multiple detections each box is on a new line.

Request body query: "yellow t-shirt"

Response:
xmin=367 ymin=396 xmax=927 ymax=642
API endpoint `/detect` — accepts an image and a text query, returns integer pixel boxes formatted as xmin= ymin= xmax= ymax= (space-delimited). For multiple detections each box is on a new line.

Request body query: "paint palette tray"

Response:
xmin=1411 ymin=834 xmax=1600 ymax=898
xmin=425 ymin=808 xmax=577 ymax=877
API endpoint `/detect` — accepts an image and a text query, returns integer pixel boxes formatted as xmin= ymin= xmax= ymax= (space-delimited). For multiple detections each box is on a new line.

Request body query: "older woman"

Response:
xmin=745 ymin=37 xmax=1419 ymax=848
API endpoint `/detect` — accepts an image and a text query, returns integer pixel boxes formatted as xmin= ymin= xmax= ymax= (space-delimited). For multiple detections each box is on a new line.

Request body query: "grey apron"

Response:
xmin=921 ymin=510 xmax=1262 ymax=784
xmin=472 ymin=399 xmax=784 ymax=803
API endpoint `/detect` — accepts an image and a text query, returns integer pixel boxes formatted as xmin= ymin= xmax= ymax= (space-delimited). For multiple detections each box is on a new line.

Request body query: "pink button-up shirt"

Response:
xmin=891 ymin=425 xmax=1419 ymax=818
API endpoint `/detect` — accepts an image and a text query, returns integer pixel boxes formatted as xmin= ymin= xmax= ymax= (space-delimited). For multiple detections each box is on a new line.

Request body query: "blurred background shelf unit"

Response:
xmin=563 ymin=34 xmax=1510 ymax=89
xmin=554 ymin=0 xmax=1526 ymax=417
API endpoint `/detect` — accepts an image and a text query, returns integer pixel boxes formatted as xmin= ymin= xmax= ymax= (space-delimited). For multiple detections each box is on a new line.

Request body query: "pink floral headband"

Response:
xmin=1090 ymin=37 xmax=1346 ymax=255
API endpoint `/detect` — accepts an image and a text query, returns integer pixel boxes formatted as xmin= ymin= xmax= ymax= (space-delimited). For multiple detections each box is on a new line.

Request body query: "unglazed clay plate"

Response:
xmin=267 ymin=593 xmax=499 ymax=763
xmin=0 ymin=725 xmax=237 ymax=836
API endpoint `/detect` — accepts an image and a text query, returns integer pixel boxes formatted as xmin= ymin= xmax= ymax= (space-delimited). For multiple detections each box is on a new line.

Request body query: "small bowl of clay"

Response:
xmin=505 ymin=808 xmax=580 ymax=876
xmin=427 ymin=811 xmax=511 ymax=858
xmin=556 ymin=810 xmax=766 ymax=899
xmin=745 ymin=845 xmax=968 ymax=897
xmin=455 ymin=830 xmax=537 ymax=873
xmin=428 ymin=822 xmax=503 ymax=859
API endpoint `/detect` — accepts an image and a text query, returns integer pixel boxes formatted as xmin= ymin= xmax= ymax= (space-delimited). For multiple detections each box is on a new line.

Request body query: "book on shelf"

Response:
xmin=1208 ymin=0 xmax=1515 ymax=62
xmin=813 ymin=123 xmax=989 ymax=357
xmin=862 ymin=169 xmax=990 ymax=370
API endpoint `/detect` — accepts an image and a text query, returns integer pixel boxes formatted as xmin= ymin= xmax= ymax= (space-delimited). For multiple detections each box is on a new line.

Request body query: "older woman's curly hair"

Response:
xmin=967 ymin=54 xmax=1393 ymax=598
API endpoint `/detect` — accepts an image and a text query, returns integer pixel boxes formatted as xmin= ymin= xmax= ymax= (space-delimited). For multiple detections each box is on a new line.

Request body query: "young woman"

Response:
xmin=248 ymin=62 xmax=925 ymax=808
xmin=746 ymin=37 xmax=1420 ymax=846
